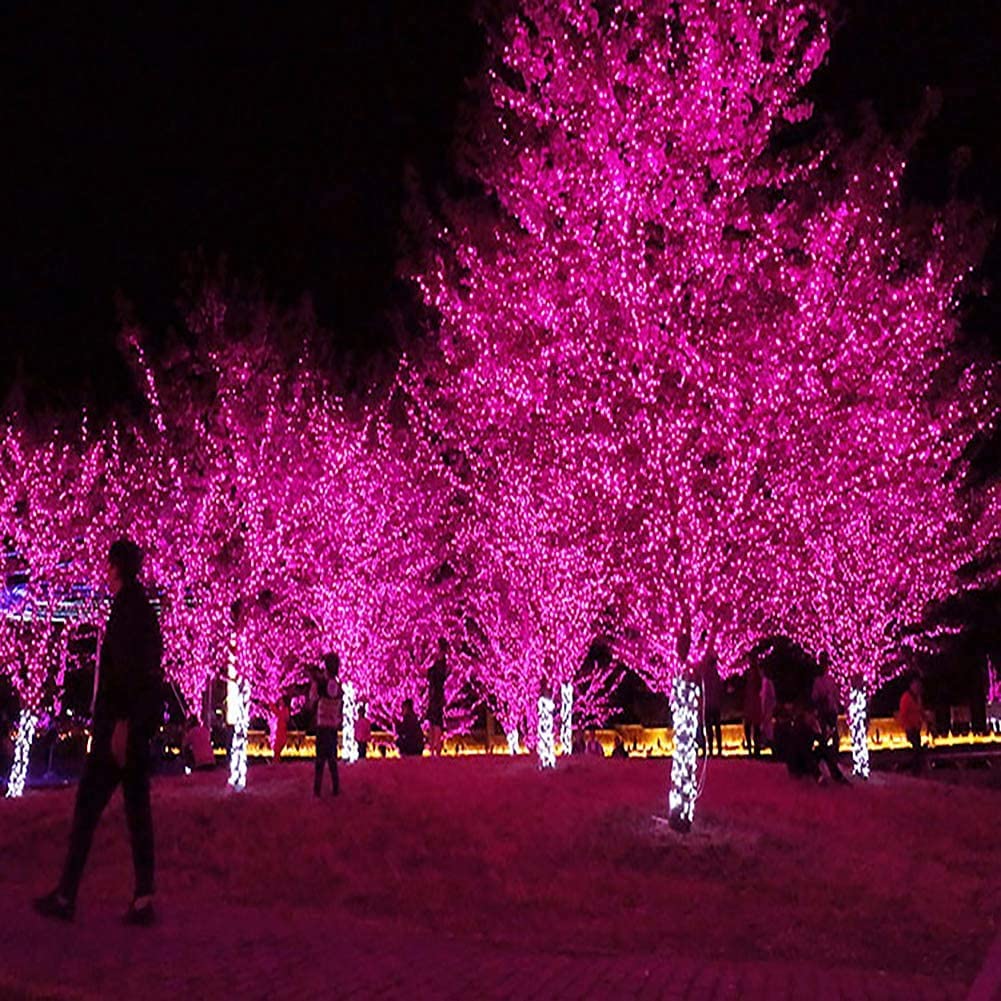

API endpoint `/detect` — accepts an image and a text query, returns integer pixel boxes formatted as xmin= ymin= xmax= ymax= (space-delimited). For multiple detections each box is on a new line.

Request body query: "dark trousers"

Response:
xmin=705 ymin=709 xmax=723 ymax=756
xmin=817 ymin=729 xmax=850 ymax=783
xmin=906 ymin=728 xmax=924 ymax=774
xmin=314 ymin=727 xmax=339 ymax=795
xmin=59 ymin=732 xmax=154 ymax=903
xmin=358 ymin=741 xmax=368 ymax=759
xmin=744 ymin=721 xmax=761 ymax=756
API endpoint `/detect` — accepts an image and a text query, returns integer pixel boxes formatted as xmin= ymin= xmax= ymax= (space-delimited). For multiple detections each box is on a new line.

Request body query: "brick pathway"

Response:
xmin=0 ymin=898 xmax=964 ymax=1000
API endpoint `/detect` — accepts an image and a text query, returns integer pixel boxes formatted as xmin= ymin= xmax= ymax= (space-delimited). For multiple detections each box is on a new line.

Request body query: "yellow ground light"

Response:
xmin=230 ymin=718 xmax=1001 ymax=760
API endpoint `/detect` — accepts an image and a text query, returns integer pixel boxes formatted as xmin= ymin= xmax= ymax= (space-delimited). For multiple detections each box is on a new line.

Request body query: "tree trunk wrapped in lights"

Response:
xmin=6 ymin=709 xmax=38 ymax=799
xmin=668 ymin=675 xmax=701 ymax=833
xmin=847 ymin=687 xmax=870 ymax=779
xmin=559 ymin=682 xmax=573 ymax=757
xmin=536 ymin=693 xmax=556 ymax=770
xmin=227 ymin=674 xmax=251 ymax=792
xmin=340 ymin=682 xmax=359 ymax=764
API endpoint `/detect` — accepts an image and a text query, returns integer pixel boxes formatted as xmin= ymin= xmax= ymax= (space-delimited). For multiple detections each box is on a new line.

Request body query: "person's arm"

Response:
xmin=97 ymin=602 xmax=130 ymax=765
xmin=127 ymin=600 xmax=164 ymax=736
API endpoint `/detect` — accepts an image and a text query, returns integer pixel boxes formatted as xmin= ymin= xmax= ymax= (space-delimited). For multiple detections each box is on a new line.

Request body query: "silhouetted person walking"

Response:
xmin=355 ymin=703 xmax=371 ymax=759
xmin=811 ymin=651 xmax=841 ymax=769
xmin=427 ymin=638 xmax=448 ymax=756
xmin=35 ymin=539 xmax=163 ymax=925
xmin=310 ymin=653 xmax=343 ymax=796
xmin=700 ymin=651 xmax=723 ymax=756
xmin=743 ymin=662 xmax=763 ymax=757
xmin=898 ymin=675 xmax=926 ymax=776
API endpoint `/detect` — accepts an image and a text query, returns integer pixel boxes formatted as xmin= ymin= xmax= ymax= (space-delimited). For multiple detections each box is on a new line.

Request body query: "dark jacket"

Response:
xmin=93 ymin=581 xmax=163 ymax=742
xmin=396 ymin=709 xmax=425 ymax=757
xmin=427 ymin=657 xmax=447 ymax=725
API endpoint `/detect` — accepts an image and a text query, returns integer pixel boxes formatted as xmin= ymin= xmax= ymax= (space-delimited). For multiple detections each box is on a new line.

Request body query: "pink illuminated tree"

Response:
xmin=0 ymin=417 xmax=132 ymax=796
xmin=449 ymin=436 xmax=621 ymax=763
xmin=773 ymin=130 xmax=997 ymax=776
xmin=409 ymin=0 xmax=997 ymax=824
xmin=123 ymin=290 xmax=329 ymax=788
xmin=407 ymin=0 xmax=832 ymax=799
xmin=124 ymin=284 xmax=462 ymax=778
xmin=303 ymin=393 xmax=457 ymax=758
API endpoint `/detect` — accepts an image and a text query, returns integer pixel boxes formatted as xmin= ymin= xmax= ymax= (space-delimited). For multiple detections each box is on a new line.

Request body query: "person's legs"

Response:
xmin=329 ymin=749 xmax=339 ymax=795
xmin=706 ymin=710 xmax=720 ymax=755
xmin=358 ymin=741 xmax=368 ymax=759
xmin=313 ymin=752 xmax=325 ymax=796
xmin=713 ymin=716 xmax=723 ymax=756
xmin=314 ymin=729 xmax=336 ymax=795
xmin=906 ymin=728 xmax=923 ymax=774
xmin=122 ymin=738 xmax=155 ymax=899
xmin=58 ymin=748 xmax=120 ymax=903
xmin=744 ymin=721 xmax=752 ymax=755
xmin=819 ymin=730 xmax=849 ymax=784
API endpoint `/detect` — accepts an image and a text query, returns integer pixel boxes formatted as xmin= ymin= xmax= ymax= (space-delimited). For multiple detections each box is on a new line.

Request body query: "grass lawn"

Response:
xmin=2 ymin=755 xmax=998 ymax=983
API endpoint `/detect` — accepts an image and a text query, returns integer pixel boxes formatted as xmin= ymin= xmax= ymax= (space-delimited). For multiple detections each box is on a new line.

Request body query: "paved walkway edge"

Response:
xmin=968 ymin=926 xmax=1001 ymax=1001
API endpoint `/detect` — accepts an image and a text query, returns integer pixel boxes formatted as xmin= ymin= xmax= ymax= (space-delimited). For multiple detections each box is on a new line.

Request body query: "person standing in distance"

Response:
xmin=34 ymin=538 xmax=163 ymax=926
xmin=310 ymin=653 xmax=343 ymax=796
xmin=426 ymin=638 xmax=449 ymax=756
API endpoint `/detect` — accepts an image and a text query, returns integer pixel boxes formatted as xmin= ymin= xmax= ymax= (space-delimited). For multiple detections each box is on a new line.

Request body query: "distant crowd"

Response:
xmin=693 ymin=650 xmax=932 ymax=784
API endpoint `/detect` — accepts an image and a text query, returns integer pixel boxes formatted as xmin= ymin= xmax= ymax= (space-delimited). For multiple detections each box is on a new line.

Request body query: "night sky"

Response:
xmin=2 ymin=1 xmax=999 ymax=410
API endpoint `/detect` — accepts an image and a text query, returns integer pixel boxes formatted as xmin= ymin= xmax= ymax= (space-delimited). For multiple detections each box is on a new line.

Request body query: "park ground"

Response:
xmin=1 ymin=755 xmax=1000 ymax=999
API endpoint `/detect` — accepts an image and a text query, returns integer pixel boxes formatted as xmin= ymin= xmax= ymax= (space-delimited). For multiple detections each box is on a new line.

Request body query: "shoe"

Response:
xmin=123 ymin=898 xmax=155 ymax=927
xmin=33 ymin=890 xmax=74 ymax=922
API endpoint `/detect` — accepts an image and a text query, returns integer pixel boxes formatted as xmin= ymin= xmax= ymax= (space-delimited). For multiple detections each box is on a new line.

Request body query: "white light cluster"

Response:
xmin=5 ymin=710 xmax=38 ymax=799
xmin=537 ymin=695 xmax=556 ymax=769
xmin=341 ymin=681 xmax=358 ymax=763
xmin=559 ymin=682 xmax=573 ymax=756
xmin=848 ymin=687 xmax=870 ymax=779
xmin=988 ymin=707 xmax=1001 ymax=735
xmin=228 ymin=677 xmax=250 ymax=791
xmin=668 ymin=677 xmax=700 ymax=831
xmin=506 ymin=728 xmax=520 ymax=755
